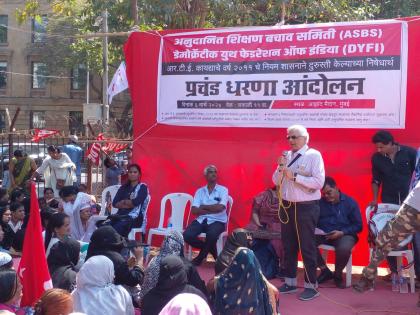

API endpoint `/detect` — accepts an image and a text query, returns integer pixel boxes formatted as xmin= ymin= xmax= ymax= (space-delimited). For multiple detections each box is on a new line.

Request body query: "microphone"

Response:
xmin=278 ymin=150 xmax=288 ymax=171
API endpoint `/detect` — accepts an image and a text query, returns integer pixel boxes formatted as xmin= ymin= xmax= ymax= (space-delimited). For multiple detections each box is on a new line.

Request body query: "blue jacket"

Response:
xmin=318 ymin=192 xmax=362 ymax=236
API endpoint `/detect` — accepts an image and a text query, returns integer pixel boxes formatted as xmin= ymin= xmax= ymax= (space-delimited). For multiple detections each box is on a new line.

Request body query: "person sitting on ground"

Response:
xmin=77 ymin=184 xmax=97 ymax=204
xmin=0 ymin=189 xmax=9 ymax=207
xmin=42 ymin=188 xmax=59 ymax=211
xmin=140 ymin=231 xmax=207 ymax=304
xmin=0 ymin=253 xmax=13 ymax=270
xmin=44 ymin=212 xmax=71 ymax=257
xmin=9 ymin=229 xmax=25 ymax=258
xmin=9 ymin=149 xmax=37 ymax=192
xmin=316 ymin=176 xmax=362 ymax=288
xmin=86 ymin=226 xmax=144 ymax=287
xmin=141 ymin=255 xmax=208 ymax=315
xmin=158 ymin=293 xmax=212 ymax=315
xmin=9 ymin=190 xmax=29 ymax=229
xmin=212 ymin=247 xmax=278 ymax=315
xmin=111 ymin=163 xmax=148 ymax=238
xmin=214 ymin=228 xmax=253 ymax=275
xmin=34 ymin=288 xmax=73 ymax=315
xmin=8 ymin=203 xmax=24 ymax=235
xmin=0 ymin=269 xmax=32 ymax=315
xmin=183 ymin=165 xmax=229 ymax=266
xmin=47 ymin=238 xmax=80 ymax=292
xmin=0 ymin=206 xmax=13 ymax=251
xmin=0 ymin=225 xmax=8 ymax=254
xmin=72 ymin=255 xmax=134 ymax=315
xmin=70 ymin=198 xmax=104 ymax=242
xmin=104 ymin=157 xmax=124 ymax=187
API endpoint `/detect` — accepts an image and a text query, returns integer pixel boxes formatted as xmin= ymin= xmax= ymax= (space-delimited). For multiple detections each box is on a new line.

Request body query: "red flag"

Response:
xmin=87 ymin=133 xmax=104 ymax=166
xmin=31 ymin=129 xmax=59 ymax=143
xmin=102 ymin=142 xmax=128 ymax=154
xmin=18 ymin=182 xmax=52 ymax=307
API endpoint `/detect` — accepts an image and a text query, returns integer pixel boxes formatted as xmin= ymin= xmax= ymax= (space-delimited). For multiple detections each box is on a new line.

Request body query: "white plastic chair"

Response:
xmin=99 ymin=185 xmax=121 ymax=216
xmin=128 ymin=195 xmax=151 ymax=241
xmin=186 ymin=196 xmax=234 ymax=259
xmin=147 ymin=193 xmax=193 ymax=245
xmin=366 ymin=203 xmax=415 ymax=293
xmin=318 ymin=244 xmax=353 ymax=287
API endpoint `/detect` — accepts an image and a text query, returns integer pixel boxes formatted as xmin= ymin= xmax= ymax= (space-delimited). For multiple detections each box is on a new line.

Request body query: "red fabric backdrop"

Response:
xmin=124 ymin=18 xmax=420 ymax=265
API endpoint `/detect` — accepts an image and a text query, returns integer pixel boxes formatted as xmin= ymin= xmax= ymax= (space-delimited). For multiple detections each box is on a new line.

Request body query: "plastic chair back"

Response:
xmin=158 ymin=193 xmax=193 ymax=231
xmin=100 ymin=185 xmax=121 ymax=215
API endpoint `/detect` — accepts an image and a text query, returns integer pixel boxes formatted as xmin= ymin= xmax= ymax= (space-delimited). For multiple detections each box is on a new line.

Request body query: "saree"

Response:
xmin=11 ymin=157 xmax=32 ymax=188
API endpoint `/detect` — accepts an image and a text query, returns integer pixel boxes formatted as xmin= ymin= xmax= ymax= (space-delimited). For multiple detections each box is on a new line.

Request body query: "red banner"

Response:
xmin=87 ymin=134 xmax=103 ymax=166
xmin=31 ymin=129 xmax=59 ymax=143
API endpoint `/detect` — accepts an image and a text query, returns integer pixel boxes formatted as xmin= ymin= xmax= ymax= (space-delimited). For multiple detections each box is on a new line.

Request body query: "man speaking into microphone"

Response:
xmin=273 ymin=124 xmax=325 ymax=301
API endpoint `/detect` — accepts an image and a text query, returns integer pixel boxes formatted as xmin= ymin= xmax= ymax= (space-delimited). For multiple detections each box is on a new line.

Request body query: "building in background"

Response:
xmin=0 ymin=0 xmax=131 ymax=136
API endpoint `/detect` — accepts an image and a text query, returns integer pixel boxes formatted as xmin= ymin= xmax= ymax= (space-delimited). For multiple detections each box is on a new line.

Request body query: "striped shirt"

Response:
xmin=272 ymin=145 xmax=325 ymax=202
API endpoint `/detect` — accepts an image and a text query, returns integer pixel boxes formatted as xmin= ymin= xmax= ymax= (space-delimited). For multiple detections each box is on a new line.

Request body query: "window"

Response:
xmin=32 ymin=15 xmax=48 ymax=43
xmin=0 ymin=15 xmax=8 ymax=43
xmin=32 ymin=62 xmax=47 ymax=89
xmin=30 ymin=111 xmax=46 ymax=129
xmin=0 ymin=62 xmax=6 ymax=89
xmin=0 ymin=110 xmax=5 ymax=132
xmin=71 ymin=64 xmax=87 ymax=90
xmin=69 ymin=111 xmax=83 ymax=134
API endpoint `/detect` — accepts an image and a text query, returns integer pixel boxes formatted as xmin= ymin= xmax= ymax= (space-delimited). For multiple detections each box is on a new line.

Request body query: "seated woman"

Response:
xmin=47 ymin=238 xmax=80 ymax=292
xmin=70 ymin=197 xmax=105 ymax=243
xmin=214 ymin=228 xmax=253 ymax=275
xmin=159 ymin=293 xmax=212 ymax=315
xmin=86 ymin=226 xmax=144 ymax=287
xmin=211 ymin=247 xmax=278 ymax=315
xmin=34 ymin=288 xmax=73 ymax=315
xmin=44 ymin=212 xmax=71 ymax=257
xmin=111 ymin=164 xmax=148 ymax=238
xmin=141 ymin=255 xmax=207 ymax=315
xmin=41 ymin=188 xmax=60 ymax=211
xmin=247 ymin=187 xmax=283 ymax=262
xmin=0 ymin=269 xmax=32 ymax=315
xmin=72 ymin=255 xmax=134 ymax=315
xmin=140 ymin=231 xmax=207 ymax=303
xmin=0 ymin=205 xmax=14 ymax=251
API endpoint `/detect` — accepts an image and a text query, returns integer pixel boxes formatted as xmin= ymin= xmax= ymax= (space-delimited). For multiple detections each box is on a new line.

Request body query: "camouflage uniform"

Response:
xmin=362 ymin=203 xmax=420 ymax=280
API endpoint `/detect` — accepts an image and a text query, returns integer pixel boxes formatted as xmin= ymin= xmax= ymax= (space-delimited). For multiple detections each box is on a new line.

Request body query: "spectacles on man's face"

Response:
xmin=286 ymin=135 xmax=303 ymax=140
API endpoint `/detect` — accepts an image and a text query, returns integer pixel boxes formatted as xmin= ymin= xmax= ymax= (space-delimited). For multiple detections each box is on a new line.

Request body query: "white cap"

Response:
xmin=69 ymin=135 xmax=78 ymax=143
xmin=0 ymin=252 xmax=12 ymax=267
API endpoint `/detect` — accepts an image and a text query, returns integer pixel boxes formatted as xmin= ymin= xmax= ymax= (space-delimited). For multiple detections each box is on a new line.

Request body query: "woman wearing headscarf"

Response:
xmin=140 ymin=231 xmax=207 ymax=303
xmin=72 ymin=255 xmax=134 ymax=315
xmin=67 ymin=197 xmax=105 ymax=243
xmin=47 ymin=238 xmax=80 ymax=292
xmin=213 ymin=248 xmax=278 ymax=315
xmin=159 ymin=293 xmax=212 ymax=315
xmin=86 ymin=226 xmax=144 ymax=287
xmin=214 ymin=228 xmax=252 ymax=275
xmin=141 ymin=255 xmax=207 ymax=315
xmin=33 ymin=146 xmax=76 ymax=198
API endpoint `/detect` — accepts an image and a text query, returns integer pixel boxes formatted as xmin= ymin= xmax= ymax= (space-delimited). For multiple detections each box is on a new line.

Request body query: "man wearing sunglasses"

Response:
xmin=183 ymin=165 xmax=229 ymax=266
xmin=272 ymin=124 xmax=325 ymax=301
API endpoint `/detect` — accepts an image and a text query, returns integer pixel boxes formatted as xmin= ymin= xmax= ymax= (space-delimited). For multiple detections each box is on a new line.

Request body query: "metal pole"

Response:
xmin=102 ymin=9 xmax=109 ymax=125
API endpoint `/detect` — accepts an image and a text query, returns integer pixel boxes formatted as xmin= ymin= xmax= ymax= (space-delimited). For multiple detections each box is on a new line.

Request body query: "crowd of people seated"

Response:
xmin=0 ymin=127 xmax=419 ymax=314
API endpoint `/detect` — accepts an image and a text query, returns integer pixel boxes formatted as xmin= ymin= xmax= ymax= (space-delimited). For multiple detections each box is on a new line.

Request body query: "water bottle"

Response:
xmin=391 ymin=273 xmax=399 ymax=292
xmin=168 ymin=216 xmax=173 ymax=229
xmin=399 ymin=272 xmax=408 ymax=293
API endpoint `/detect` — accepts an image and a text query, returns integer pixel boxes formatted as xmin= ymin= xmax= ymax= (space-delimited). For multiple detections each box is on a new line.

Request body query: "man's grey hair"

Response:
xmin=203 ymin=164 xmax=218 ymax=175
xmin=287 ymin=124 xmax=309 ymax=143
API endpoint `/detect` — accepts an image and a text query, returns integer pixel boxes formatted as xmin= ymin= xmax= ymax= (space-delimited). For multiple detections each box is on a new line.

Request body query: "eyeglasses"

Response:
xmin=286 ymin=135 xmax=303 ymax=140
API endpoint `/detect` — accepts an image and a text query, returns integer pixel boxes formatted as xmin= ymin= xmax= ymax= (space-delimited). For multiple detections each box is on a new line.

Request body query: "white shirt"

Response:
xmin=192 ymin=184 xmax=229 ymax=224
xmin=8 ymin=220 xmax=23 ymax=233
xmin=272 ymin=144 xmax=325 ymax=202
xmin=404 ymin=181 xmax=420 ymax=212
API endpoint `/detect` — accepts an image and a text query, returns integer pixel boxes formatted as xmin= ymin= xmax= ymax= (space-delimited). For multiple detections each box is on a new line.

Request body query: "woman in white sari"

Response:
xmin=72 ymin=255 xmax=135 ymax=315
xmin=34 ymin=145 xmax=76 ymax=197
xmin=59 ymin=186 xmax=106 ymax=242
